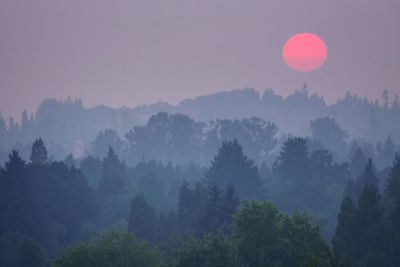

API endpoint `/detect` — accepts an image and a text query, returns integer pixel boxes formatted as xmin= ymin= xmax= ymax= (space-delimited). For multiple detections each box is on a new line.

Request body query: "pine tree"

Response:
xmin=383 ymin=153 xmax=400 ymax=264
xmin=353 ymin=185 xmax=386 ymax=265
xmin=383 ymin=136 xmax=396 ymax=164
xmin=348 ymin=158 xmax=378 ymax=202
xmin=128 ymin=194 xmax=156 ymax=243
xmin=0 ymin=113 xmax=6 ymax=134
xmin=98 ymin=147 xmax=127 ymax=195
xmin=201 ymin=184 xmax=222 ymax=233
xmin=30 ymin=138 xmax=48 ymax=165
xmin=384 ymin=153 xmax=400 ymax=206
xmin=332 ymin=196 xmax=356 ymax=266
xmin=177 ymin=181 xmax=196 ymax=233
xmin=349 ymin=148 xmax=366 ymax=180
xmin=221 ymin=184 xmax=240 ymax=232
xmin=206 ymin=139 xmax=263 ymax=200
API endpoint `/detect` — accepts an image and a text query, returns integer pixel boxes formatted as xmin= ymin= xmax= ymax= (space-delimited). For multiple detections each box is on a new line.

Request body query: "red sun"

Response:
xmin=282 ymin=33 xmax=327 ymax=72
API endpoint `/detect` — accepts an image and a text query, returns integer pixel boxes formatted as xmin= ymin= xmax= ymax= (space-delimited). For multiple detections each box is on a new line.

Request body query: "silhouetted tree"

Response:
xmin=90 ymin=129 xmax=124 ymax=159
xmin=332 ymin=196 xmax=357 ymax=266
xmin=347 ymin=158 xmax=378 ymax=202
xmin=30 ymin=138 xmax=48 ymax=165
xmin=201 ymin=185 xmax=222 ymax=234
xmin=206 ymin=140 xmax=263 ymax=200
xmin=383 ymin=136 xmax=396 ymax=164
xmin=220 ymin=184 xmax=240 ymax=232
xmin=349 ymin=148 xmax=367 ymax=180
xmin=98 ymin=147 xmax=127 ymax=196
xmin=128 ymin=194 xmax=156 ymax=243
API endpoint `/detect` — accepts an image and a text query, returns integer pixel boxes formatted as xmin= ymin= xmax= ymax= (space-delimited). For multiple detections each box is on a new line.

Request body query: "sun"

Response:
xmin=282 ymin=33 xmax=328 ymax=72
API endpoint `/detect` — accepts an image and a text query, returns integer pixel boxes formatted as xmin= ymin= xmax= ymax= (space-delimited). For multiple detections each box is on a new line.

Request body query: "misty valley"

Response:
xmin=0 ymin=88 xmax=399 ymax=266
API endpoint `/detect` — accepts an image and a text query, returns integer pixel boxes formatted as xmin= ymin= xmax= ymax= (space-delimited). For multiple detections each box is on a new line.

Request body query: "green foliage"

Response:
xmin=175 ymin=234 xmax=240 ymax=267
xmin=54 ymin=230 xmax=165 ymax=267
xmin=233 ymin=201 xmax=330 ymax=267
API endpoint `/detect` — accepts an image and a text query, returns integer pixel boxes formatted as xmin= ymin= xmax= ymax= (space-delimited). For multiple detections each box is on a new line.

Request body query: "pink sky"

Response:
xmin=1 ymin=0 xmax=400 ymax=118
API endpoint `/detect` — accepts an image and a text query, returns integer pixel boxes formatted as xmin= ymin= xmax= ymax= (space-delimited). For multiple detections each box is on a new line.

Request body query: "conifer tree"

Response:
xmin=30 ymin=138 xmax=48 ymax=165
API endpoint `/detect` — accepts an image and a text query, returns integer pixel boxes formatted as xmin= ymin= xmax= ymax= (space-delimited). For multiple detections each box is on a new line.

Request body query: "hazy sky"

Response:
xmin=1 ymin=0 xmax=400 ymax=118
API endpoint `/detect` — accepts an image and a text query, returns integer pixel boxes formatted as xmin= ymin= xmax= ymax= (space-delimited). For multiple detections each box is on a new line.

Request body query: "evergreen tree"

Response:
xmin=274 ymin=137 xmax=310 ymax=179
xmin=384 ymin=153 xmax=400 ymax=208
xmin=30 ymin=138 xmax=48 ymax=165
xmin=0 ymin=151 xmax=27 ymax=235
xmin=221 ymin=184 xmax=240 ymax=232
xmin=177 ymin=182 xmax=196 ymax=234
xmin=383 ymin=136 xmax=396 ymax=164
xmin=128 ymin=194 xmax=156 ymax=243
xmin=310 ymin=117 xmax=347 ymax=152
xmin=383 ymin=154 xmax=400 ymax=264
xmin=332 ymin=196 xmax=356 ymax=266
xmin=335 ymin=184 xmax=388 ymax=266
xmin=201 ymin=185 xmax=222 ymax=234
xmin=206 ymin=139 xmax=263 ymax=200
xmin=354 ymin=185 xmax=388 ymax=266
xmin=348 ymin=158 xmax=378 ymax=202
xmin=98 ymin=147 xmax=127 ymax=195
xmin=349 ymin=148 xmax=366 ymax=180
xmin=21 ymin=110 xmax=30 ymax=131
xmin=0 ymin=113 xmax=6 ymax=135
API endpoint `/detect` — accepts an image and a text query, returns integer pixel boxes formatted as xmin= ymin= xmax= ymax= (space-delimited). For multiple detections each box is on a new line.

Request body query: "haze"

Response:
xmin=1 ymin=0 xmax=400 ymax=118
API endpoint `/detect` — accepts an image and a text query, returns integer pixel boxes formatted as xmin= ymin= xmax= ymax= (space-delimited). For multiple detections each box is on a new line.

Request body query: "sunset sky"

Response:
xmin=1 ymin=0 xmax=399 ymax=118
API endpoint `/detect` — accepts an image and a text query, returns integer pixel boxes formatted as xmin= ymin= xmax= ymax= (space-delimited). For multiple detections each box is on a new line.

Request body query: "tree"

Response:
xmin=335 ymin=184 xmax=389 ymax=267
xmin=384 ymin=153 xmax=400 ymax=211
xmin=383 ymin=136 xmax=396 ymax=164
xmin=177 ymin=181 xmax=205 ymax=234
xmin=232 ymin=201 xmax=329 ymax=267
xmin=200 ymin=185 xmax=222 ymax=234
xmin=232 ymin=201 xmax=281 ymax=267
xmin=54 ymin=230 xmax=164 ymax=267
xmin=0 ymin=113 xmax=6 ymax=135
xmin=30 ymin=138 xmax=48 ymax=165
xmin=206 ymin=140 xmax=263 ymax=200
xmin=332 ymin=196 xmax=357 ymax=266
xmin=128 ymin=194 xmax=156 ymax=243
xmin=175 ymin=233 xmax=239 ymax=267
xmin=349 ymin=148 xmax=367 ymax=180
xmin=90 ymin=129 xmax=124 ymax=159
xmin=221 ymin=184 xmax=240 ymax=232
xmin=347 ymin=158 xmax=378 ymax=202
xmin=310 ymin=117 xmax=347 ymax=153
xmin=274 ymin=137 xmax=310 ymax=180
xmin=79 ymin=156 xmax=102 ymax=189
xmin=383 ymin=154 xmax=400 ymax=265
xmin=0 ymin=231 xmax=48 ymax=267
xmin=273 ymin=137 xmax=318 ymax=212
xmin=98 ymin=147 xmax=127 ymax=195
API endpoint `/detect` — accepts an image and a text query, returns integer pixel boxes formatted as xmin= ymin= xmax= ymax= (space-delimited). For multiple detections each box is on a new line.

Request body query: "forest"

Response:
xmin=0 ymin=89 xmax=400 ymax=266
